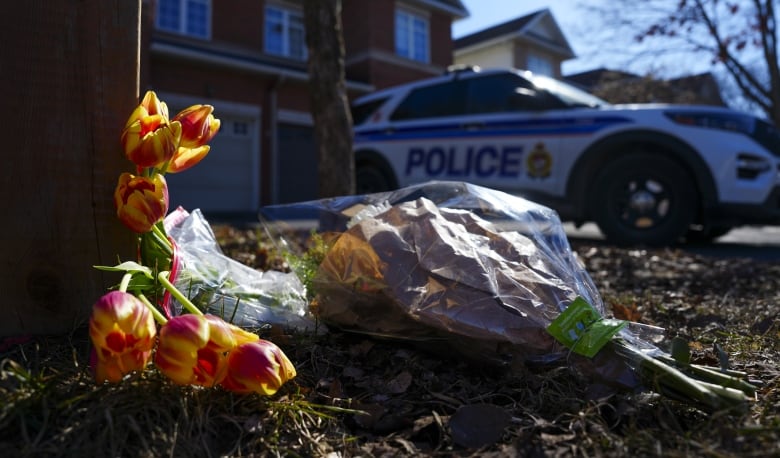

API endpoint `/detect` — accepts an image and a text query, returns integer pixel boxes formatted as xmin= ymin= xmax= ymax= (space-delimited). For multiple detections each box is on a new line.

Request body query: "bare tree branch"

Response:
xmin=584 ymin=0 xmax=780 ymax=123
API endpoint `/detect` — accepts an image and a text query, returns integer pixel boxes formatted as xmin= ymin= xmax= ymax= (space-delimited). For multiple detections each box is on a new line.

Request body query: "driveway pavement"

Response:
xmin=565 ymin=223 xmax=780 ymax=261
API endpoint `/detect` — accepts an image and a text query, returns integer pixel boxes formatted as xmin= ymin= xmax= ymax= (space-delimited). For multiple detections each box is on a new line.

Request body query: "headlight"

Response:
xmin=666 ymin=111 xmax=780 ymax=157
xmin=752 ymin=119 xmax=780 ymax=157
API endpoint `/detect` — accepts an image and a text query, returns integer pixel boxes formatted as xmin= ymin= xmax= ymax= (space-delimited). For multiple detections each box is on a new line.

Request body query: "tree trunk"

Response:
xmin=0 ymin=1 xmax=140 ymax=336
xmin=303 ymin=0 xmax=355 ymax=198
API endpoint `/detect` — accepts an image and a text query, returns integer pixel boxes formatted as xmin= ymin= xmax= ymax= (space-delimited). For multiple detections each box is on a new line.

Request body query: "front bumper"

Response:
xmin=709 ymin=186 xmax=780 ymax=226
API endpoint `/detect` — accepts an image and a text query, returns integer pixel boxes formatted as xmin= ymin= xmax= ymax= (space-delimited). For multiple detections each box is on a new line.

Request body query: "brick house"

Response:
xmin=141 ymin=0 xmax=467 ymax=216
xmin=452 ymin=8 xmax=575 ymax=79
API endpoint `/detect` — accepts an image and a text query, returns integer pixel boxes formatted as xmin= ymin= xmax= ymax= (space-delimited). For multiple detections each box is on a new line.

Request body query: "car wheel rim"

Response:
xmin=617 ymin=178 xmax=671 ymax=229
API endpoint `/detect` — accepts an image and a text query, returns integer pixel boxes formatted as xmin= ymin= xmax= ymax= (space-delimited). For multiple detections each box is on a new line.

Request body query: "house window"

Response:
xmin=527 ymin=53 xmax=553 ymax=76
xmin=395 ymin=8 xmax=429 ymax=63
xmin=233 ymin=121 xmax=250 ymax=136
xmin=156 ymin=0 xmax=211 ymax=39
xmin=265 ymin=5 xmax=307 ymax=60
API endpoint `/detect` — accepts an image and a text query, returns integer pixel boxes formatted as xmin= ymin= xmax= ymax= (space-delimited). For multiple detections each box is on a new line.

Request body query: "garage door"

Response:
xmin=276 ymin=123 xmax=318 ymax=203
xmin=165 ymin=110 xmax=260 ymax=215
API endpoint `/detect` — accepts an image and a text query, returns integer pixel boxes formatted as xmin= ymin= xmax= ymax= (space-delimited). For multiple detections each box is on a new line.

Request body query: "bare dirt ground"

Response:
xmin=213 ymin=225 xmax=780 ymax=457
xmin=0 ymin=225 xmax=778 ymax=457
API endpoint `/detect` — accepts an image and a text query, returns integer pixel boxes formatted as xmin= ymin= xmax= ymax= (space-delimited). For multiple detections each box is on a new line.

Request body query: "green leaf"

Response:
xmin=714 ymin=342 xmax=730 ymax=372
xmin=94 ymin=262 xmax=154 ymax=278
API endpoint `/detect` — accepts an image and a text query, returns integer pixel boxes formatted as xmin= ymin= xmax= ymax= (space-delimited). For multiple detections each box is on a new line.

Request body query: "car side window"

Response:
xmin=466 ymin=74 xmax=564 ymax=113
xmin=390 ymin=80 xmax=467 ymax=121
xmin=351 ymin=97 xmax=389 ymax=126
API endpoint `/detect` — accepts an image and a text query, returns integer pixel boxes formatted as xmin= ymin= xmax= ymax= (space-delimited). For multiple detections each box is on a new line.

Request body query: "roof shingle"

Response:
xmin=454 ymin=9 xmax=546 ymax=49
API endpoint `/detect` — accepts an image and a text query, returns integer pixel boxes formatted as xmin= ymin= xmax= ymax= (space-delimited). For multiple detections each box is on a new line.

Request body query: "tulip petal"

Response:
xmin=155 ymin=314 xmax=232 ymax=386
xmin=174 ymin=104 xmax=220 ymax=148
xmin=222 ymin=340 xmax=296 ymax=395
xmin=141 ymin=90 xmax=170 ymax=120
xmin=167 ymin=145 xmax=210 ymax=173
xmin=114 ymin=173 xmax=169 ymax=233
xmin=121 ymin=114 xmax=181 ymax=168
xmin=89 ymin=291 xmax=156 ymax=383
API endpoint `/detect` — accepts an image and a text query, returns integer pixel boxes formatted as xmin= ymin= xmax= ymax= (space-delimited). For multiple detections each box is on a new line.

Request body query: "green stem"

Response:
xmin=151 ymin=224 xmax=173 ymax=256
xmin=613 ymin=340 xmax=722 ymax=410
xmin=657 ymin=355 xmax=757 ymax=397
xmin=158 ymin=271 xmax=203 ymax=316
xmin=119 ymin=273 xmax=133 ymax=293
xmin=137 ymin=293 xmax=168 ymax=325
xmin=158 ymin=160 xmax=171 ymax=176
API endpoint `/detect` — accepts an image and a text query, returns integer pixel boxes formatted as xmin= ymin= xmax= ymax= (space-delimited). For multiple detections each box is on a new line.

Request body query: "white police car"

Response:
xmin=351 ymin=66 xmax=780 ymax=245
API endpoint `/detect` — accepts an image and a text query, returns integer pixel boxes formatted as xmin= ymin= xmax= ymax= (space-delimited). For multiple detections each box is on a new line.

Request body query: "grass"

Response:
xmin=1 ymin=229 xmax=779 ymax=457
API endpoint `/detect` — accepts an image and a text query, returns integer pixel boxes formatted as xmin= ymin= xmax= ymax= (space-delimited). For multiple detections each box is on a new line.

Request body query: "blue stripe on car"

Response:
xmin=354 ymin=116 xmax=633 ymax=142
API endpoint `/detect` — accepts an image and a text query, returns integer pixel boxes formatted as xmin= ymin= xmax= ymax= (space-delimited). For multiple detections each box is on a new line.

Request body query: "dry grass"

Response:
xmin=1 ymin=228 xmax=778 ymax=457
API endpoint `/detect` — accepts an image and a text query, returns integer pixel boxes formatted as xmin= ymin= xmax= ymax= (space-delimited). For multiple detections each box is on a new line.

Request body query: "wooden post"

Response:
xmin=0 ymin=1 xmax=141 ymax=335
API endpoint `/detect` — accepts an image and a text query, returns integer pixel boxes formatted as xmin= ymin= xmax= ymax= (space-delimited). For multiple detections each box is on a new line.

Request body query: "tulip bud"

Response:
xmin=154 ymin=314 xmax=259 ymax=387
xmin=167 ymin=105 xmax=220 ymax=173
xmin=139 ymin=90 xmax=170 ymax=120
xmin=173 ymin=104 xmax=220 ymax=149
xmin=89 ymin=291 xmax=157 ymax=383
xmin=121 ymin=92 xmax=182 ymax=168
xmin=221 ymin=340 xmax=297 ymax=395
xmin=114 ymin=172 xmax=169 ymax=233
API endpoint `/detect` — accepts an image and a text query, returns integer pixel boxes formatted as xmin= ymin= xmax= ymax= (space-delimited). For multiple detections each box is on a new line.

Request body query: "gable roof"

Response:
xmin=453 ymin=8 xmax=575 ymax=58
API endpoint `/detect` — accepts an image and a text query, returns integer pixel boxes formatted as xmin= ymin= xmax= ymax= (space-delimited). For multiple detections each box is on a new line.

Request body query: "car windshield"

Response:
xmin=526 ymin=73 xmax=608 ymax=108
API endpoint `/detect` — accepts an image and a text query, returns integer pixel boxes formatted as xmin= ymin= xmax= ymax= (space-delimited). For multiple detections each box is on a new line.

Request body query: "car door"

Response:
xmin=459 ymin=73 xmax=563 ymax=196
xmin=383 ymin=72 xmax=565 ymax=197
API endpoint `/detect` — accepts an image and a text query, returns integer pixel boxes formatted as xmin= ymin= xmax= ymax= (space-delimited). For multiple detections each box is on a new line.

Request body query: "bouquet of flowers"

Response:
xmin=89 ymin=91 xmax=296 ymax=395
xmin=261 ymin=181 xmax=757 ymax=412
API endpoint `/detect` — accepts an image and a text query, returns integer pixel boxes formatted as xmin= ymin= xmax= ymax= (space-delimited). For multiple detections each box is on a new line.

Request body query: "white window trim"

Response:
xmin=264 ymin=2 xmax=308 ymax=61
xmin=155 ymin=0 xmax=212 ymax=40
xmin=395 ymin=5 xmax=430 ymax=63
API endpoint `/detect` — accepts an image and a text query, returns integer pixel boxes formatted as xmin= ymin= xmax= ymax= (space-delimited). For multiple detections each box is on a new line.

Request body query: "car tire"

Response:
xmin=685 ymin=225 xmax=732 ymax=244
xmin=590 ymin=153 xmax=697 ymax=246
xmin=356 ymin=163 xmax=394 ymax=194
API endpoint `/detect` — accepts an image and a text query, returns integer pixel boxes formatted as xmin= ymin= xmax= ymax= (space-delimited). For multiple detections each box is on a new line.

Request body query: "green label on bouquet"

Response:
xmin=546 ymin=297 xmax=628 ymax=358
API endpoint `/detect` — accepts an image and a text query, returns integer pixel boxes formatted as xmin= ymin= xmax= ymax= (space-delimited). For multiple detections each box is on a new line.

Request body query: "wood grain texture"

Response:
xmin=0 ymin=1 xmax=141 ymax=335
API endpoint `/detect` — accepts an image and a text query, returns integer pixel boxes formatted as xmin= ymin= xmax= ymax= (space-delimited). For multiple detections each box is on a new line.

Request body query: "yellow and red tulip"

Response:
xmin=221 ymin=339 xmax=297 ymax=395
xmin=174 ymin=104 xmax=220 ymax=148
xmin=89 ymin=291 xmax=157 ymax=383
xmin=167 ymin=144 xmax=211 ymax=174
xmin=167 ymin=105 xmax=221 ymax=173
xmin=139 ymin=90 xmax=170 ymax=119
xmin=121 ymin=91 xmax=182 ymax=168
xmin=154 ymin=314 xmax=259 ymax=387
xmin=90 ymin=348 xmax=139 ymax=385
xmin=114 ymin=172 xmax=169 ymax=233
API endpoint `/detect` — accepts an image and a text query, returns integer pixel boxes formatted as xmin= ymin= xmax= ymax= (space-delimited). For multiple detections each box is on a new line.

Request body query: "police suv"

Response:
xmin=351 ymin=66 xmax=780 ymax=245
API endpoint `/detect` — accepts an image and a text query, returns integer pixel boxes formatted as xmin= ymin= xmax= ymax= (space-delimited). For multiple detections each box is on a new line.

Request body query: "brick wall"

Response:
xmin=343 ymin=0 xmax=455 ymax=89
xmin=213 ymin=0 xmax=265 ymax=48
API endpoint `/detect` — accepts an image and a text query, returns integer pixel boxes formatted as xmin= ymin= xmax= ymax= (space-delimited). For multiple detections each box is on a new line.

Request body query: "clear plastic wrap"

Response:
xmin=164 ymin=207 xmax=314 ymax=330
xmin=260 ymin=181 xmax=669 ymax=390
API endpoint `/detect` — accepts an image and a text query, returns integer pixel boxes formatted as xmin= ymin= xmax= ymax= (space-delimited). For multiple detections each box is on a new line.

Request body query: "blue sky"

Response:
xmin=452 ymin=1 xmax=581 ymax=38
xmin=451 ymin=0 xmax=717 ymax=78
xmin=450 ymin=1 xmax=758 ymax=115
xmin=452 ymin=0 xmax=595 ymax=74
